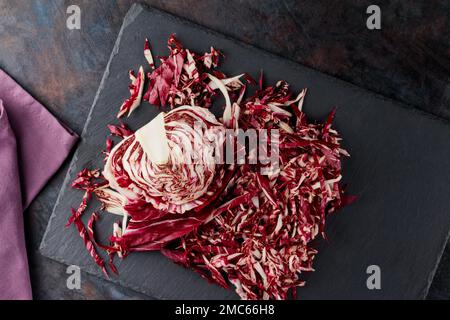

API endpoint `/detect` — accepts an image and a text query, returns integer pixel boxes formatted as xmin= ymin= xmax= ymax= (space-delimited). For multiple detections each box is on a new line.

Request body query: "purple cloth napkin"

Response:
xmin=0 ymin=69 xmax=78 ymax=299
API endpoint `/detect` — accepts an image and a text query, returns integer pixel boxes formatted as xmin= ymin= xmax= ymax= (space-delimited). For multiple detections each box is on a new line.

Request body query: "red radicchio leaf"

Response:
xmin=71 ymin=169 xmax=106 ymax=191
xmin=143 ymin=35 xmax=242 ymax=110
xmin=143 ymin=48 xmax=185 ymax=107
xmin=144 ymin=38 xmax=155 ymax=69
xmin=243 ymin=73 xmax=257 ymax=85
xmin=87 ymin=212 xmax=119 ymax=275
xmin=66 ymin=197 xmax=109 ymax=278
xmin=65 ymin=191 xmax=90 ymax=227
xmin=107 ymin=122 xmax=134 ymax=139
xmin=105 ymin=138 xmax=113 ymax=153
xmin=200 ymin=46 xmax=221 ymax=69
xmin=258 ymin=70 xmax=264 ymax=90
xmin=101 ymin=138 xmax=114 ymax=162
xmin=117 ymin=66 xmax=145 ymax=118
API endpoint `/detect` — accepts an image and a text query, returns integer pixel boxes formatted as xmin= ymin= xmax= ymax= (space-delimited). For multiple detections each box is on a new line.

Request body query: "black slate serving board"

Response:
xmin=40 ymin=4 xmax=450 ymax=299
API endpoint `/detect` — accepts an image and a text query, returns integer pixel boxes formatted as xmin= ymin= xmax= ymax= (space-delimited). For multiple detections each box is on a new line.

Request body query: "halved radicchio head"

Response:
xmin=104 ymin=106 xmax=227 ymax=215
xmin=88 ymin=106 xmax=238 ymax=254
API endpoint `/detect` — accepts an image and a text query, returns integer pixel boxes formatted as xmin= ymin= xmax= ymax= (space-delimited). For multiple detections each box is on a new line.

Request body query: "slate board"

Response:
xmin=40 ymin=4 xmax=450 ymax=299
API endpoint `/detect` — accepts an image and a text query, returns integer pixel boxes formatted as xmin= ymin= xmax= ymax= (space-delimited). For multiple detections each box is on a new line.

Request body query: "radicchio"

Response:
xmin=93 ymin=106 xmax=236 ymax=253
xmin=67 ymin=35 xmax=354 ymax=300
xmin=143 ymin=34 xmax=242 ymax=110
xmin=117 ymin=67 xmax=145 ymax=118
xmin=161 ymin=80 xmax=352 ymax=300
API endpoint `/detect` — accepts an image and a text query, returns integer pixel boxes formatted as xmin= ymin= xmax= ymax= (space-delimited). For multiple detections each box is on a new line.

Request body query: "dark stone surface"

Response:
xmin=0 ymin=0 xmax=449 ymax=299
xmin=41 ymin=4 xmax=450 ymax=300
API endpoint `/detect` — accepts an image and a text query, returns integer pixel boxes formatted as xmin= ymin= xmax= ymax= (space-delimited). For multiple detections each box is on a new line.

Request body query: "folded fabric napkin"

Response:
xmin=0 ymin=69 xmax=78 ymax=299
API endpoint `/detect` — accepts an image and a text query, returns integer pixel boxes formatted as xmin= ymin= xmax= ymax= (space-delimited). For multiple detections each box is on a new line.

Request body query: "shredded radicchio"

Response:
xmin=163 ymin=81 xmax=354 ymax=299
xmin=142 ymin=35 xmax=242 ymax=109
xmin=67 ymin=35 xmax=354 ymax=300
xmin=117 ymin=67 xmax=145 ymax=118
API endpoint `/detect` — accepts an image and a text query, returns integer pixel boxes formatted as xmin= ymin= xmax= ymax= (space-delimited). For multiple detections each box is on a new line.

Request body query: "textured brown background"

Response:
xmin=0 ymin=0 xmax=449 ymax=299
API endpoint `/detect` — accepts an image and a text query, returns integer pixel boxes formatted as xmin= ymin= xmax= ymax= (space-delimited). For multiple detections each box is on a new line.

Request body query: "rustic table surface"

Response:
xmin=0 ymin=0 xmax=449 ymax=300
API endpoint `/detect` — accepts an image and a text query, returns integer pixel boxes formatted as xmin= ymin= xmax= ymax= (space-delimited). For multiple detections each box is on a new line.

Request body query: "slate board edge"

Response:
xmin=424 ymin=229 xmax=450 ymax=299
xmin=39 ymin=4 xmax=144 ymax=255
xmin=39 ymin=2 xmax=450 ymax=300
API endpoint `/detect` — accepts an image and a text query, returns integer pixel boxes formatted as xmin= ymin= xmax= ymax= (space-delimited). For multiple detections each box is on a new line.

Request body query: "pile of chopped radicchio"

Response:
xmin=67 ymin=35 xmax=355 ymax=300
